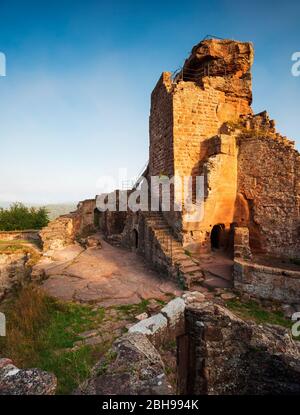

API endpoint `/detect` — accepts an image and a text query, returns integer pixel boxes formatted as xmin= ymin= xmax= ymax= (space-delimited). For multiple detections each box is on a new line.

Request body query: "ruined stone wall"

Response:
xmin=74 ymin=199 xmax=96 ymax=236
xmin=40 ymin=215 xmax=76 ymax=252
xmin=40 ymin=198 xmax=97 ymax=252
xmin=237 ymin=134 xmax=300 ymax=258
xmin=149 ymin=72 xmax=174 ymax=178
xmin=184 ymin=301 xmax=300 ymax=395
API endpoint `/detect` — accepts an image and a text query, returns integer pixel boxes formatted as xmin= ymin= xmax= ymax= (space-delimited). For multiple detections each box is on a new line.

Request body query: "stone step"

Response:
xmin=155 ymin=237 xmax=180 ymax=246
xmin=184 ymin=272 xmax=204 ymax=289
xmin=146 ymin=213 xmax=164 ymax=219
xmin=174 ymin=258 xmax=195 ymax=266
xmin=170 ymin=247 xmax=185 ymax=253
xmin=181 ymin=264 xmax=201 ymax=274
xmin=152 ymin=224 xmax=171 ymax=230
xmin=154 ymin=231 xmax=174 ymax=240
xmin=172 ymin=254 xmax=190 ymax=261
xmin=147 ymin=219 xmax=167 ymax=225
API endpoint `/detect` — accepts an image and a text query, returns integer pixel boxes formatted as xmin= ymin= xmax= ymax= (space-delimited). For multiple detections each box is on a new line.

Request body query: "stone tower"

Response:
xmin=149 ymin=38 xmax=299 ymax=257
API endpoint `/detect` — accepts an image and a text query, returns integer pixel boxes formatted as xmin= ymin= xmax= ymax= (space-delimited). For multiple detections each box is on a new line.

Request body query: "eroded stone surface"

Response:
xmin=75 ymin=333 xmax=174 ymax=395
xmin=129 ymin=313 xmax=168 ymax=345
xmin=0 ymin=359 xmax=57 ymax=395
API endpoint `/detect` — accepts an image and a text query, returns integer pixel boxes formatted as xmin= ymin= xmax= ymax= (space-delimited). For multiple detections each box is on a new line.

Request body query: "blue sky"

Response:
xmin=0 ymin=0 xmax=299 ymax=204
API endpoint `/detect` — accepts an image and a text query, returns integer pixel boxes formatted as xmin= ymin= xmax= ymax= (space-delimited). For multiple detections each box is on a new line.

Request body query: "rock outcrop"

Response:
xmin=0 ymin=358 xmax=57 ymax=395
xmin=183 ymin=38 xmax=254 ymax=103
xmin=75 ymin=333 xmax=174 ymax=395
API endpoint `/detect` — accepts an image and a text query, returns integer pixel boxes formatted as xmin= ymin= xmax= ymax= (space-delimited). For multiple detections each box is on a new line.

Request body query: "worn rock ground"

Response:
xmin=34 ymin=237 xmax=181 ymax=307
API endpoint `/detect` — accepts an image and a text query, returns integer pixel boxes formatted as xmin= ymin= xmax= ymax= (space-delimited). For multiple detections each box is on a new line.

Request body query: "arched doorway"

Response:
xmin=94 ymin=208 xmax=101 ymax=229
xmin=133 ymin=229 xmax=139 ymax=250
xmin=211 ymin=224 xmax=225 ymax=250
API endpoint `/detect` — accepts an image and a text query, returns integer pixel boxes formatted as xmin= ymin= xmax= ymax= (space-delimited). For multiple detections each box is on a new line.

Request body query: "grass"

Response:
xmin=116 ymin=299 xmax=150 ymax=321
xmin=225 ymin=298 xmax=290 ymax=328
xmin=0 ymin=285 xmax=108 ymax=394
xmin=0 ymin=238 xmax=29 ymax=244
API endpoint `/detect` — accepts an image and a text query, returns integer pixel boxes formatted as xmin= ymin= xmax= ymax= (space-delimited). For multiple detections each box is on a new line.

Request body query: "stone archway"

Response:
xmin=132 ymin=229 xmax=139 ymax=250
xmin=94 ymin=208 xmax=101 ymax=229
xmin=211 ymin=224 xmax=225 ymax=250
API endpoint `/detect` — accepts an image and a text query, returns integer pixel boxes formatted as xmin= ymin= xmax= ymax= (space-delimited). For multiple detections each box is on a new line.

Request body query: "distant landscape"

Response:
xmin=0 ymin=202 xmax=77 ymax=220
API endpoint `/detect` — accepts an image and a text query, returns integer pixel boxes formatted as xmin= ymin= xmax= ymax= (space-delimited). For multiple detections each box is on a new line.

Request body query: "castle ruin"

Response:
xmin=42 ymin=38 xmax=300 ymax=303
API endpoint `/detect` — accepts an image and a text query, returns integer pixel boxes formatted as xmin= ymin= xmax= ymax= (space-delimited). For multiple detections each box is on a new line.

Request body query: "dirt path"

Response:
xmin=34 ymin=238 xmax=181 ymax=307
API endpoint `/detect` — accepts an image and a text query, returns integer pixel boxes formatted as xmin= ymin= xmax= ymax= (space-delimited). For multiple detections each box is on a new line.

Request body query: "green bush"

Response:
xmin=0 ymin=202 xmax=49 ymax=231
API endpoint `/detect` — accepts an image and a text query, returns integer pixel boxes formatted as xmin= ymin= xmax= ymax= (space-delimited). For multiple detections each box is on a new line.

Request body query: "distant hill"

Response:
xmin=0 ymin=202 xmax=77 ymax=221
xmin=43 ymin=204 xmax=77 ymax=220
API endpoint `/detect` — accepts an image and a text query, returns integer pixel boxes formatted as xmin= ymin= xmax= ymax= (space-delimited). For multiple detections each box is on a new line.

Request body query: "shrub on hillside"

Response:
xmin=0 ymin=203 xmax=49 ymax=231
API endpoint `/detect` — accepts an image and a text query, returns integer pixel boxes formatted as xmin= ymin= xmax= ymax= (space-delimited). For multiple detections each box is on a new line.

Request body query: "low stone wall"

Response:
xmin=234 ymin=259 xmax=300 ymax=305
xmin=0 ymin=230 xmax=40 ymax=243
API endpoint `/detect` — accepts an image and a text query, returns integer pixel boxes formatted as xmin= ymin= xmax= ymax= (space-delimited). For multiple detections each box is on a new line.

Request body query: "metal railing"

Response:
xmin=172 ymin=58 xmax=228 ymax=83
xmin=121 ymin=161 xmax=149 ymax=191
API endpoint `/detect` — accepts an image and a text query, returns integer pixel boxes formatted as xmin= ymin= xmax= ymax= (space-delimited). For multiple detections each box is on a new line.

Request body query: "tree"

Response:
xmin=0 ymin=203 xmax=49 ymax=231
